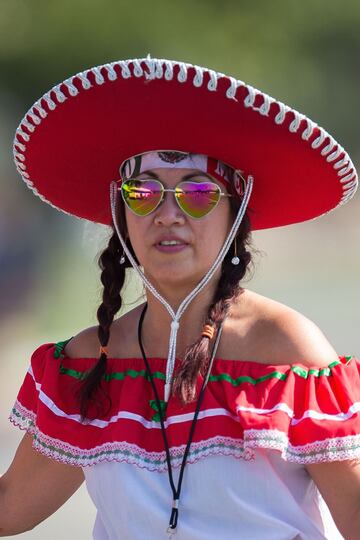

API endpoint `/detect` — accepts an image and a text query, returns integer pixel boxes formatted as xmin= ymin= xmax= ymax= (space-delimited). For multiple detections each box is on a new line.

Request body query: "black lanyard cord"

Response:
xmin=137 ymin=303 xmax=224 ymax=534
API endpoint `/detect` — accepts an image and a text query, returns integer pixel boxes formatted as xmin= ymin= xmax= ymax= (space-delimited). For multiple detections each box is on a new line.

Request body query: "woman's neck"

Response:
xmin=140 ymin=278 xmax=221 ymax=358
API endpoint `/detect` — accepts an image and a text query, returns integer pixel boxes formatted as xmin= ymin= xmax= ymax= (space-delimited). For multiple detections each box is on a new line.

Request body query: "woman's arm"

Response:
xmin=0 ymin=432 xmax=84 ymax=536
xmin=305 ymin=460 xmax=360 ymax=540
xmin=269 ymin=305 xmax=360 ymax=539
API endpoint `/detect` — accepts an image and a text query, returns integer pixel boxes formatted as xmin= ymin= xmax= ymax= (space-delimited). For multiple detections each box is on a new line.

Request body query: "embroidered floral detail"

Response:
xmin=149 ymin=399 xmax=167 ymax=422
xmin=53 ymin=338 xmax=73 ymax=359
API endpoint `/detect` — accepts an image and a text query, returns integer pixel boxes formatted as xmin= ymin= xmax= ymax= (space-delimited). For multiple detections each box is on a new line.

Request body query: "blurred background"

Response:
xmin=0 ymin=0 xmax=359 ymax=537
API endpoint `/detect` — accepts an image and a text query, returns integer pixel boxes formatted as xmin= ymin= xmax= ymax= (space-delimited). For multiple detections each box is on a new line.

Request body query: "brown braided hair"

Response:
xmin=78 ymin=173 xmax=253 ymax=420
xmin=77 ymin=202 xmax=139 ymax=421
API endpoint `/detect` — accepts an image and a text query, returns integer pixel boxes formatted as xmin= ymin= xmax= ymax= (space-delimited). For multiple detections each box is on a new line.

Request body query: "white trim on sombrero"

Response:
xmin=13 ymin=56 xmax=358 ymax=219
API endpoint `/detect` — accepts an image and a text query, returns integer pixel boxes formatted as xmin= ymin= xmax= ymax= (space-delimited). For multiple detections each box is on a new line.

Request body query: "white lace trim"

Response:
xmin=13 ymin=56 xmax=357 ymax=219
xmin=244 ymin=428 xmax=360 ymax=464
xmin=9 ymin=401 xmax=360 ymax=469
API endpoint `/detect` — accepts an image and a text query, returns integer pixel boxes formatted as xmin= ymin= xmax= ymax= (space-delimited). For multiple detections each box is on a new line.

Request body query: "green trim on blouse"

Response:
xmin=54 ymin=339 xmax=353 ymax=387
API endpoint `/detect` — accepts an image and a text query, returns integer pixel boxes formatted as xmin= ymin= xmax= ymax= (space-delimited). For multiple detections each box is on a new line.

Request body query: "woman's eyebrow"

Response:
xmin=138 ymin=170 xmax=213 ymax=181
xmin=138 ymin=170 xmax=159 ymax=179
xmin=182 ymin=172 xmax=213 ymax=181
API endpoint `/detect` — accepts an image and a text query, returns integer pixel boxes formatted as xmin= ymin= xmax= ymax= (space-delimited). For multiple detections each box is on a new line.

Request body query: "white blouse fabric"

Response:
xmin=83 ymin=450 xmax=343 ymax=540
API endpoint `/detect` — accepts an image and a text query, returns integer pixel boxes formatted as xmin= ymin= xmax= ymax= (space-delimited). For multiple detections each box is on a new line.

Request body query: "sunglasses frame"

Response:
xmin=118 ymin=177 xmax=233 ymax=219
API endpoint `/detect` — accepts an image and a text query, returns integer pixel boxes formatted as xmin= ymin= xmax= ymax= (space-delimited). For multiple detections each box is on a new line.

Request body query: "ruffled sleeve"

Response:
xmin=9 ymin=340 xmax=79 ymax=447
xmin=231 ymin=356 xmax=360 ymax=463
xmin=9 ymin=342 xmax=57 ymax=434
xmin=9 ymin=341 xmax=360 ymax=469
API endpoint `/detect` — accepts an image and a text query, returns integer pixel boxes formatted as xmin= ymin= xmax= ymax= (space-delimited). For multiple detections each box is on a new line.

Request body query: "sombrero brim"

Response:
xmin=13 ymin=57 xmax=358 ymax=230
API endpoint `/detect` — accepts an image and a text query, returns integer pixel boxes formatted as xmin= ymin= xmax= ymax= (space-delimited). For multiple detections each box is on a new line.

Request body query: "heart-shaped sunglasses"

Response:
xmin=119 ymin=178 xmax=233 ymax=219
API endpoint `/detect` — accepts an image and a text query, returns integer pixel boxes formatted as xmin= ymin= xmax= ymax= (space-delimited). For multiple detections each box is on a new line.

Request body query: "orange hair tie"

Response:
xmin=201 ymin=324 xmax=215 ymax=339
xmin=100 ymin=346 xmax=109 ymax=356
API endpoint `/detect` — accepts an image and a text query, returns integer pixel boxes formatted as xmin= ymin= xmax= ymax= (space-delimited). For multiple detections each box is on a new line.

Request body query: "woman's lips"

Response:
xmin=155 ymin=243 xmax=189 ymax=253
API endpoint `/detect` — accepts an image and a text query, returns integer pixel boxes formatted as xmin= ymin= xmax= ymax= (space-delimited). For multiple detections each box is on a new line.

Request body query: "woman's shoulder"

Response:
xmin=226 ymin=289 xmax=339 ymax=367
xmin=63 ymin=306 xmax=143 ymax=359
xmin=63 ymin=291 xmax=339 ymax=368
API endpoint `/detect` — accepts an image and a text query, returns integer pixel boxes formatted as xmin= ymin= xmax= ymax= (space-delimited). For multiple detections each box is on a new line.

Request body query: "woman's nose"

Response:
xmin=153 ymin=191 xmax=186 ymax=226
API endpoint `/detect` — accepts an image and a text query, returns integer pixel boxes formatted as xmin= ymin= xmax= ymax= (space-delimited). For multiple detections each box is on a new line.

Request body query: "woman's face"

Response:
xmin=124 ymin=167 xmax=233 ymax=291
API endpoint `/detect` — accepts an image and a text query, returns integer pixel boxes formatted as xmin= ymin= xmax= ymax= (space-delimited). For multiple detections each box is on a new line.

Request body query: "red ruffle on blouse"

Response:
xmin=9 ymin=341 xmax=360 ymax=470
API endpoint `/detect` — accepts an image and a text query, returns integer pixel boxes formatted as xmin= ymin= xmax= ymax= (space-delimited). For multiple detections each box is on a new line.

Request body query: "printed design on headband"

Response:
xmin=234 ymin=172 xmax=246 ymax=197
xmin=121 ymin=156 xmax=142 ymax=179
xmin=119 ymin=150 xmax=246 ymax=198
xmin=158 ymin=151 xmax=188 ymax=163
xmin=213 ymin=160 xmax=233 ymax=184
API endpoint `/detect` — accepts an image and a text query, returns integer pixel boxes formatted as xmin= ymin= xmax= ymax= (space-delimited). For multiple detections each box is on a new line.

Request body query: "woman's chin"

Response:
xmin=145 ymin=264 xmax=206 ymax=292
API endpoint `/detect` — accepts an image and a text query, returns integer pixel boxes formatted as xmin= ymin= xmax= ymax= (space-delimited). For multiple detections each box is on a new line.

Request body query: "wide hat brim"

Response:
xmin=13 ymin=57 xmax=358 ymax=230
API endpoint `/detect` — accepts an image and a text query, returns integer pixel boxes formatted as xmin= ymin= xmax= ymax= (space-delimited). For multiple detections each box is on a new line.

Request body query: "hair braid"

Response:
xmin=172 ymin=213 xmax=252 ymax=404
xmin=78 ymin=228 xmax=126 ymax=421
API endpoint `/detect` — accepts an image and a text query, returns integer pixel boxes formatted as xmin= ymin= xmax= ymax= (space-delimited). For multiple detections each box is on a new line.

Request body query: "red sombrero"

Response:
xmin=13 ymin=56 xmax=358 ymax=230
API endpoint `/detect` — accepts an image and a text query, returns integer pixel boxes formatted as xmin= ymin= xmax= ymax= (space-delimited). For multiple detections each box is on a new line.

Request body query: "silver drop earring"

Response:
xmin=231 ymin=239 xmax=240 ymax=265
xmin=120 ymin=251 xmax=126 ymax=264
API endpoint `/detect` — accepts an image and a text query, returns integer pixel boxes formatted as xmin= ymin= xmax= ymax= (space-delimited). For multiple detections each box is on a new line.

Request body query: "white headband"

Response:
xmin=120 ymin=150 xmax=246 ymax=196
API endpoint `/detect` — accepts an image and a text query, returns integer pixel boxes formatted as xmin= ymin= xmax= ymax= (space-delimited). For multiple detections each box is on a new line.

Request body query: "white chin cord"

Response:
xmin=110 ymin=176 xmax=253 ymax=402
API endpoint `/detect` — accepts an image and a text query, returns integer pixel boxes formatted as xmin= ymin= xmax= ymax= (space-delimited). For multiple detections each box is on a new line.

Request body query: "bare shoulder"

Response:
xmin=63 ymin=305 xmax=143 ymax=359
xmin=63 ymin=325 xmax=100 ymax=358
xmin=228 ymin=289 xmax=339 ymax=367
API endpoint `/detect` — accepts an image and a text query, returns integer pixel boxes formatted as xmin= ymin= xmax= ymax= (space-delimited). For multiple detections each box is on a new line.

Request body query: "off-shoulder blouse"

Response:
xmin=10 ymin=340 xmax=360 ymax=539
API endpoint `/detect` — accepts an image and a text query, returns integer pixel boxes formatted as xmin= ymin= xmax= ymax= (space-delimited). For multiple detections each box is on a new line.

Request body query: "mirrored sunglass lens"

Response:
xmin=122 ymin=180 xmax=163 ymax=215
xmin=175 ymin=181 xmax=221 ymax=218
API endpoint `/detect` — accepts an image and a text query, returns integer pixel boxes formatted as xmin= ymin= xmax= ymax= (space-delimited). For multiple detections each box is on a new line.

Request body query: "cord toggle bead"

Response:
xmin=201 ymin=324 xmax=215 ymax=339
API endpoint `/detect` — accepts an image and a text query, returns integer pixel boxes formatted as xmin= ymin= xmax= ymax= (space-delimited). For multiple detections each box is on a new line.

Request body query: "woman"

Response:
xmin=2 ymin=57 xmax=360 ymax=539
